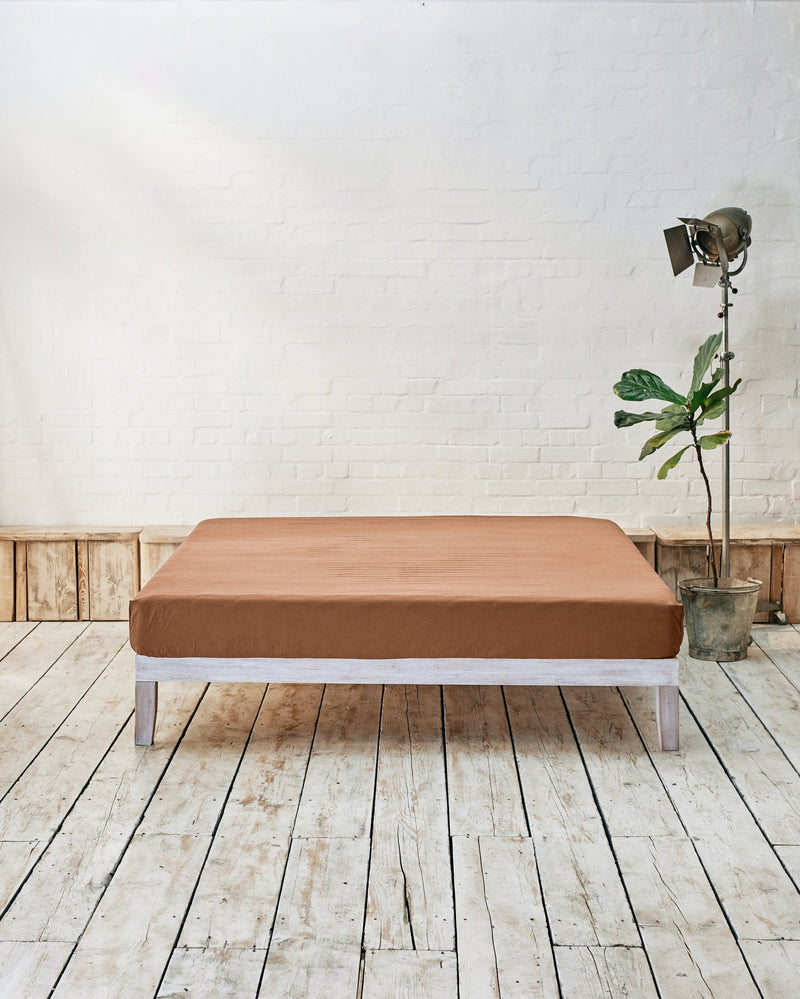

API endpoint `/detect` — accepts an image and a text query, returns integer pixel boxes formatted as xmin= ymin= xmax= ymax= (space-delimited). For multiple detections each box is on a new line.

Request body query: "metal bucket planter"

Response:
xmin=678 ymin=577 xmax=762 ymax=661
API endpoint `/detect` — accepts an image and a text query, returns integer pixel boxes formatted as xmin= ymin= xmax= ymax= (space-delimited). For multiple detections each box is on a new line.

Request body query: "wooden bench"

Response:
xmin=653 ymin=525 xmax=800 ymax=623
xmin=0 ymin=527 xmax=140 ymax=622
xmin=139 ymin=526 xmax=194 ymax=585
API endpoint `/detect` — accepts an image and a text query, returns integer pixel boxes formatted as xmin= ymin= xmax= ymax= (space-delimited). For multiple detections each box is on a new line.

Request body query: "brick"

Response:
xmin=0 ymin=2 xmax=796 ymax=529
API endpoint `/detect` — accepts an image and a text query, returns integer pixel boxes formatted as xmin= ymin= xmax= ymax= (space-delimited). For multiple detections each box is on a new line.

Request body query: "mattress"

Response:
xmin=128 ymin=516 xmax=683 ymax=661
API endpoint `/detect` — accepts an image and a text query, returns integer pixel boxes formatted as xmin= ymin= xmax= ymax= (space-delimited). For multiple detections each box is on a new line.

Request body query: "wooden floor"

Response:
xmin=2 ymin=623 xmax=800 ymax=997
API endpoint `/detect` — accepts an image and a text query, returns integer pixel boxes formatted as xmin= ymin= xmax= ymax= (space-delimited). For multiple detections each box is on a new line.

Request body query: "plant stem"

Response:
xmin=690 ymin=419 xmax=719 ymax=586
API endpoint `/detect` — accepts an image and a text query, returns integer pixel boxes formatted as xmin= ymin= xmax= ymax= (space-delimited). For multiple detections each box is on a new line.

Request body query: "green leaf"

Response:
xmin=654 ymin=411 xmax=691 ymax=433
xmin=639 ymin=426 xmax=687 ymax=459
xmin=687 ymin=366 xmax=724 ymax=412
xmin=657 ymin=445 xmax=691 ymax=479
xmin=700 ymin=378 xmax=742 ymax=421
xmin=614 ymin=369 xmax=686 ymax=406
xmin=614 ymin=409 xmax=668 ymax=428
xmin=698 ymin=431 xmax=732 ymax=450
xmin=689 ymin=332 xmax=723 ymax=398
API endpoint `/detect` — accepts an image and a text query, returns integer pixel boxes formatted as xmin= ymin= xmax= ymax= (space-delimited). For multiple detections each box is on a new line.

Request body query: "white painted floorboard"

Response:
xmin=1 ymin=622 xmax=800 ymax=997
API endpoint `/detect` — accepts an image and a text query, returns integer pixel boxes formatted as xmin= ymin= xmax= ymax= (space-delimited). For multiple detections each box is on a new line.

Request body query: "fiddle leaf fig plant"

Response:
xmin=613 ymin=331 xmax=741 ymax=586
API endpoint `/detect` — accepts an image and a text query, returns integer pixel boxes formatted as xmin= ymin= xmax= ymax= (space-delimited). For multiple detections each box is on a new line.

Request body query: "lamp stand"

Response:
xmin=720 ymin=276 xmax=732 ymax=579
xmin=663 ymin=207 xmax=752 ymax=583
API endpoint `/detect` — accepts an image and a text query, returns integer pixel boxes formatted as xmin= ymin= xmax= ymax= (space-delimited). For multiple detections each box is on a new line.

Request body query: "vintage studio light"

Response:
xmin=663 ymin=208 xmax=753 ymax=578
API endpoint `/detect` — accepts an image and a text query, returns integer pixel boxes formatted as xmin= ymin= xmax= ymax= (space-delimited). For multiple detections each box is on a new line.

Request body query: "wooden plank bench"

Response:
xmin=653 ymin=525 xmax=800 ymax=624
xmin=139 ymin=526 xmax=194 ymax=586
xmin=0 ymin=528 xmax=140 ymax=622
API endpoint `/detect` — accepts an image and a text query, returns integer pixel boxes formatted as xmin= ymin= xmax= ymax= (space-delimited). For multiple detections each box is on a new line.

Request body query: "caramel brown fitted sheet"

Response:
xmin=129 ymin=516 xmax=683 ymax=661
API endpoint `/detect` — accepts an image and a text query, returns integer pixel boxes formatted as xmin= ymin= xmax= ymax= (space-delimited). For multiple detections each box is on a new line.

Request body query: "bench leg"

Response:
xmin=657 ymin=685 xmax=679 ymax=751
xmin=135 ymin=681 xmax=158 ymax=746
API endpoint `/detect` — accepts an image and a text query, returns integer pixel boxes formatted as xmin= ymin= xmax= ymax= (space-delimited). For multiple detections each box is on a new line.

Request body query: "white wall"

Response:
xmin=1 ymin=1 xmax=798 ymax=528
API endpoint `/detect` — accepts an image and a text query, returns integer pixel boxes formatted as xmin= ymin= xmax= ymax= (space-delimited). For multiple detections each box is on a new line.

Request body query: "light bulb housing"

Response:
xmin=665 ymin=207 xmax=752 ymax=280
xmin=694 ymin=208 xmax=752 ymax=263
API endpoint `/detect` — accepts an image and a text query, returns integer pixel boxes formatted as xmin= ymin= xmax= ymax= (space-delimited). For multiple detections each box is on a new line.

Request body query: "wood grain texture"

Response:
xmin=0 ymin=542 xmax=14 ymax=621
xmin=135 ymin=654 xmax=679 ymax=751
xmin=137 ymin=683 xmax=265 ymax=837
xmin=50 ymin=833 xmax=211 ymax=999
xmin=0 ymin=622 xmax=37 ymax=667
xmin=656 ymin=684 xmax=679 ymax=751
xmin=740 ymin=940 xmax=800 ymax=999
xmin=135 ymin=654 xmax=679 ymax=686
xmin=444 ymin=686 xmax=527 ymax=836
xmin=0 ymin=640 xmax=136 ymax=843
xmin=784 ymin=546 xmax=800 ymax=621
xmin=623 ymin=683 xmax=800 ymax=940
xmin=0 ymin=623 xmax=126 ymax=799
xmin=139 ymin=526 xmax=194 ymax=545
xmin=2 ymin=623 xmax=800 ymax=994
xmin=76 ymin=540 xmax=90 ymax=620
xmin=614 ymin=835 xmax=761 ymax=999
xmin=626 ymin=529 xmax=656 ymax=567
xmin=0 ymin=684 xmax=206 ymax=945
xmin=0 ymin=941 xmax=73 ymax=999
xmin=729 ymin=544 xmax=773 ymax=621
xmin=653 ymin=525 xmax=800 ymax=545
xmin=665 ymin=647 xmax=800 ymax=846
xmin=139 ymin=527 xmax=192 ymax=585
xmin=776 ymin=844 xmax=800 ymax=887
xmin=134 ymin=680 xmax=157 ymax=746
xmin=656 ymin=542 xmax=712 ymax=598
xmin=554 ymin=945 xmax=659 ymax=999
xmin=0 ymin=841 xmax=41 ymax=915
xmin=178 ymin=683 xmax=323 ymax=950
xmin=0 ymin=527 xmax=141 ymax=542
xmin=0 ymin=622 xmax=88 ymax=724
xmin=140 ymin=541 xmax=183 ymax=586
xmin=88 ymin=539 xmax=139 ymax=620
xmin=26 ymin=541 xmax=77 ymax=621
xmin=656 ymin=540 xmax=772 ymax=619
xmin=750 ymin=623 xmax=800 ymax=658
xmin=292 ymin=683 xmax=382 ymax=838
xmin=157 ymin=947 xmax=265 ymax=999
xmin=771 ymin=542 xmax=785 ymax=617
xmin=505 ymin=685 xmax=638 ymax=947
xmin=724 ymin=633 xmax=800 ymax=773
xmin=257 ymin=837 xmax=370 ymax=999
xmin=361 ymin=950 xmax=458 ymax=999
xmin=1 ymin=529 xmax=141 ymax=621
xmin=14 ymin=542 xmax=26 ymax=621
xmin=453 ymin=836 xmax=559 ymax=999
xmin=562 ymin=686 xmax=684 ymax=838
xmin=365 ymin=685 xmax=453 ymax=951
xmin=670 ymin=530 xmax=800 ymax=622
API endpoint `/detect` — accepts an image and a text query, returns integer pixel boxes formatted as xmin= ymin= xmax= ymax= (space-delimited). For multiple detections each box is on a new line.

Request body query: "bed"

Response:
xmin=129 ymin=516 xmax=684 ymax=750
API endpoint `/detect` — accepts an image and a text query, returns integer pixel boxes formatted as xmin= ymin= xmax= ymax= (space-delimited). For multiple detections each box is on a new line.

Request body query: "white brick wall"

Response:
xmin=1 ymin=2 xmax=798 ymax=528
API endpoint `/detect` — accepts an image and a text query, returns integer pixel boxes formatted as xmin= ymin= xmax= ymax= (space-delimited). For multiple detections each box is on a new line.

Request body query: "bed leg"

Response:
xmin=657 ymin=685 xmax=679 ymax=751
xmin=135 ymin=681 xmax=158 ymax=746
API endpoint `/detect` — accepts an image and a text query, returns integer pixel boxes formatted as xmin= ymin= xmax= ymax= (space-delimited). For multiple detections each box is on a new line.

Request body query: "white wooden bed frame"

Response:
xmin=134 ymin=654 xmax=680 ymax=751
